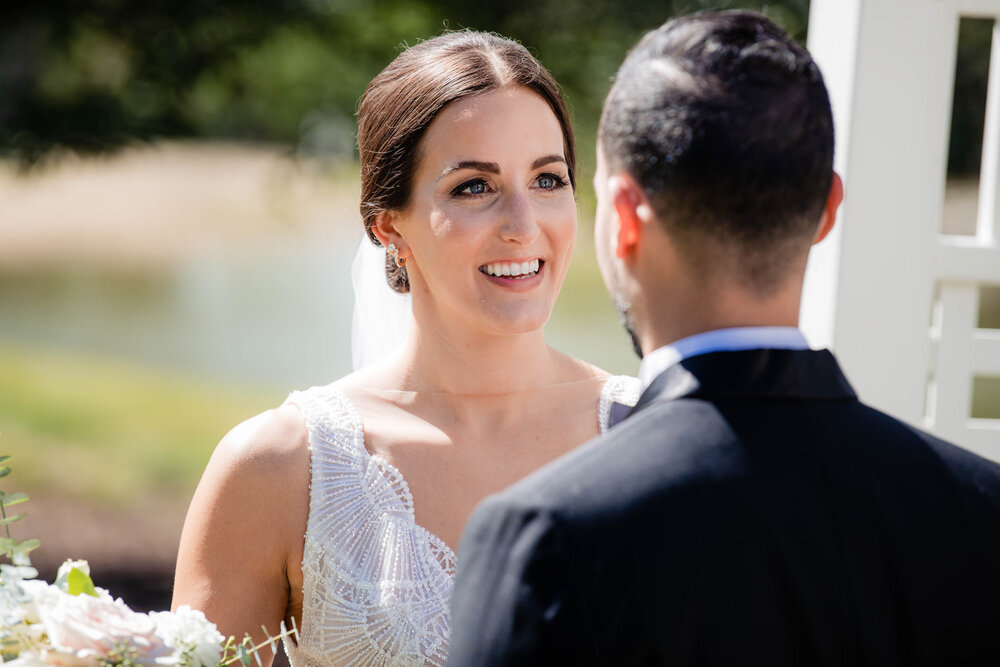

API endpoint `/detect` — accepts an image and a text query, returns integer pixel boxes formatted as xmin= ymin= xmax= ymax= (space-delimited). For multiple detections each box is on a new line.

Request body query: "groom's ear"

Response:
xmin=813 ymin=171 xmax=844 ymax=245
xmin=611 ymin=174 xmax=652 ymax=259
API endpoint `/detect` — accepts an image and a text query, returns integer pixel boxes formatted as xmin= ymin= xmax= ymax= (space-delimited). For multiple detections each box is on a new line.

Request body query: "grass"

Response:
xmin=0 ymin=343 xmax=281 ymax=504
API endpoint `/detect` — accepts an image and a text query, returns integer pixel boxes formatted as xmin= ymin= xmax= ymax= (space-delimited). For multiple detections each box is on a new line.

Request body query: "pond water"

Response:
xmin=0 ymin=240 xmax=639 ymax=390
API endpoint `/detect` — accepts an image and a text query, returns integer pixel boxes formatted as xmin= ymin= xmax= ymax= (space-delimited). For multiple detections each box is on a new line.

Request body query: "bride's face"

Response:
xmin=393 ymin=86 xmax=577 ymax=335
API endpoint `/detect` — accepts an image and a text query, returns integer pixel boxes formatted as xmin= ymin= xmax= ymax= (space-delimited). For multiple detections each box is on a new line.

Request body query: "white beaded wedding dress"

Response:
xmin=281 ymin=375 xmax=640 ymax=667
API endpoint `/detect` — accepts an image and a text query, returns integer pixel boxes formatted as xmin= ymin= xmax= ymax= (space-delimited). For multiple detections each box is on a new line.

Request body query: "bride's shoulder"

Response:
xmin=182 ymin=405 xmax=311 ymax=553
xmin=550 ymin=349 xmax=638 ymax=393
xmin=209 ymin=404 xmax=311 ymax=483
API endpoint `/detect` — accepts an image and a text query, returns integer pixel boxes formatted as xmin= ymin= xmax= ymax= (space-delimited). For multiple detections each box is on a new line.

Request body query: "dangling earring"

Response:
xmin=388 ymin=243 xmax=405 ymax=268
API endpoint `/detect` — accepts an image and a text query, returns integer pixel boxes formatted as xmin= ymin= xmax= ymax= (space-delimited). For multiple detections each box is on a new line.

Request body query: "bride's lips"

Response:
xmin=477 ymin=258 xmax=545 ymax=289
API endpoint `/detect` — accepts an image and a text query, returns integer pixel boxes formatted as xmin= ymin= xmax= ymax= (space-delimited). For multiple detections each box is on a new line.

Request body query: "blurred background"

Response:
xmin=0 ymin=0 xmax=995 ymax=614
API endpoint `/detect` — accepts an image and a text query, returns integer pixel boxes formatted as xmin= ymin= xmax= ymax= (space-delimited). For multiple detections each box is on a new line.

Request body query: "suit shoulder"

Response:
xmin=478 ymin=399 xmax=733 ymax=528
xmin=895 ymin=416 xmax=1000 ymax=499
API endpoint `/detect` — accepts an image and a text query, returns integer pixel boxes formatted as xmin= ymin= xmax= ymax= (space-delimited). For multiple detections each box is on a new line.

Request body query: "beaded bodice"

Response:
xmin=282 ymin=375 xmax=640 ymax=667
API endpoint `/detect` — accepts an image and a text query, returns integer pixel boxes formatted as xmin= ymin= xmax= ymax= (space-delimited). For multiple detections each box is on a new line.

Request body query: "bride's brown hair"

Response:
xmin=357 ymin=31 xmax=576 ymax=293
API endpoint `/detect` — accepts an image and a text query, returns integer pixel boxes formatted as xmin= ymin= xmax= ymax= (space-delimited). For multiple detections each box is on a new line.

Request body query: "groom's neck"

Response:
xmin=629 ymin=230 xmax=809 ymax=354
xmin=633 ymin=275 xmax=805 ymax=355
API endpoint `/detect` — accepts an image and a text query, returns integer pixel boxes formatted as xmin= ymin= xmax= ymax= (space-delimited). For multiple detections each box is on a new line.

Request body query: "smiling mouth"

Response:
xmin=478 ymin=259 xmax=543 ymax=279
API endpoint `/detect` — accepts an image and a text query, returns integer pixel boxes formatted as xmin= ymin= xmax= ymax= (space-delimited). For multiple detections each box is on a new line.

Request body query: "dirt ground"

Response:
xmin=20 ymin=486 xmax=188 ymax=611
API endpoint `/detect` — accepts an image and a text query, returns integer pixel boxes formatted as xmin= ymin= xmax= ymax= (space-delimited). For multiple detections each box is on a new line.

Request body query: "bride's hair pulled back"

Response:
xmin=357 ymin=31 xmax=576 ymax=293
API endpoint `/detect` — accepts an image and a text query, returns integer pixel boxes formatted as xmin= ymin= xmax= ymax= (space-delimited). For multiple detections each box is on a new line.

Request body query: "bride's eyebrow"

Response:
xmin=437 ymin=160 xmax=500 ymax=181
xmin=436 ymin=155 xmax=567 ymax=182
xmin=531 ymin=154 xmax=566 ymax=170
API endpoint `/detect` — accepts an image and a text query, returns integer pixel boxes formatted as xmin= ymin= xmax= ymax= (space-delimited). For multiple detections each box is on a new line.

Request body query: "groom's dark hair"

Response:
xmin=599 ymin=10 xmax=834 ymax=293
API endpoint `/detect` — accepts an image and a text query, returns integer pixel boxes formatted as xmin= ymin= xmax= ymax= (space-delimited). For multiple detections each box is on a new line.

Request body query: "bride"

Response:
xmin=172 ymin=30 xmax=638 ymax=666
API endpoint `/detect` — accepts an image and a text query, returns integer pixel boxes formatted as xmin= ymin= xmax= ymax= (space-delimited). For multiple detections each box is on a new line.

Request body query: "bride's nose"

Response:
xmin=499 ymin=191 xmax=540 ymax=245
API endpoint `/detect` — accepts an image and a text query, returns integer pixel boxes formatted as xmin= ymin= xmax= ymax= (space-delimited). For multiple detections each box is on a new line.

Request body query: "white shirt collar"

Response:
xmin=637 ymin=326 xmax=810 ymax=392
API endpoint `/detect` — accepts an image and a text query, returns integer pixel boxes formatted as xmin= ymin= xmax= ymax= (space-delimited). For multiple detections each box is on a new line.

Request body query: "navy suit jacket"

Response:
xmin=447 ymin=349 xmax=1000 ymax=666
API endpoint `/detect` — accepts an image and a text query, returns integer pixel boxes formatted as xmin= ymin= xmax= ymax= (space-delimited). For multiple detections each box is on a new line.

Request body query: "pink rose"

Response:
xmin=33 ymin=586 xmax=172 ymax=667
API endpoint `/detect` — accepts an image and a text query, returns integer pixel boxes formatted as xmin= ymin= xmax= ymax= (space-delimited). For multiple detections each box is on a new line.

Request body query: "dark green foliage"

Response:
xmin=948 ymin=17 xmax=994 ymax=176
xmin=0 ymin=0 xmax=984 ymax=175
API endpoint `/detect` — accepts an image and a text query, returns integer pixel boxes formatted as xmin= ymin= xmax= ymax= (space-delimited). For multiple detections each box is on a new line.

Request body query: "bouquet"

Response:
xmin=0 ymin=457 xmax=296 ymax=667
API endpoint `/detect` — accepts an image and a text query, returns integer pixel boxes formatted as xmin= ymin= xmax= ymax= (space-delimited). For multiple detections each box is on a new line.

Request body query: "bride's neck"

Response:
xmin=393 ymin=321 xmax=558 ymax=397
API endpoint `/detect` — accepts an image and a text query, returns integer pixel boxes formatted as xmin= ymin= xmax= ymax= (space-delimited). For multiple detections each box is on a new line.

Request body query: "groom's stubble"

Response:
xmin=611 ymin=290 xmax=644 ymax=360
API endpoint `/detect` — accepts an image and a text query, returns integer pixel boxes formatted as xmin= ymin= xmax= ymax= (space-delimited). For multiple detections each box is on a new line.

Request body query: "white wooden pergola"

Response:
xmin=803 ymin=0 xmax=1000 ymax=460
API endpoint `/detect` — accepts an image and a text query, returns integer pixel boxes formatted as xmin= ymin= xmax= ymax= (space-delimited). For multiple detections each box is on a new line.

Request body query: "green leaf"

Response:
xmin=1 ymin=492 xmax=28 ymax=507
xmin=0 ymin=468 xmax=10 ymax=480
xmin=15 ymin=538 xmax=40 ymax=554
xmin=67 ymin=567 xmax=98 ymax=597
xmin=0 ymin=537 xmax=16 ymax=553
xmin=0 ymin=456 xmax=10 ymax=465
xmin=0 ymin=514 xmax=24 ymax=526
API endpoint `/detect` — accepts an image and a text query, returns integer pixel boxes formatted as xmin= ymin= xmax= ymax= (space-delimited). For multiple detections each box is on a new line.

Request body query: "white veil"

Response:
xmin=350 ymin=236 xmax=412 ymax=370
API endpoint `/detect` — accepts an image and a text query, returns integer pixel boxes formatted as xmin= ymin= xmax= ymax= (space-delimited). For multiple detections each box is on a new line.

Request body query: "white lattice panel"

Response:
xmin=805 ymin=0 xmax=1000 ymax=461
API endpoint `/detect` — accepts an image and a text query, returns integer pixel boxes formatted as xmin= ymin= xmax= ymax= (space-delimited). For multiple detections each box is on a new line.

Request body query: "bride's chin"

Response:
xmin=479 ymin=306 xmax=554 ymax=336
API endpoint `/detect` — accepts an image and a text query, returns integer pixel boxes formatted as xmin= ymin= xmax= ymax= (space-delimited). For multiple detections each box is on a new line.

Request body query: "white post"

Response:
xmin=803 ymin=0 xmax=961 ymax=425
xmin=934 ymin=284 xmax=978 ymax=436
xmin=977 ymin=21 xmax=1000 ymax=244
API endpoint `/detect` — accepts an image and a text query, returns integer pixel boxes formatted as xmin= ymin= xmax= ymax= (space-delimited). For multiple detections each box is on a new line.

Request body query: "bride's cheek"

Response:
xmin=551 ymin=213 xmax=577 ymax=253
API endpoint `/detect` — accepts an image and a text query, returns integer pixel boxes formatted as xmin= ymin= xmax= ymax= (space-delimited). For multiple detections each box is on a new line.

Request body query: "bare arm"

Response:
xmin=172 ymin=405 xmax=310 ymax=663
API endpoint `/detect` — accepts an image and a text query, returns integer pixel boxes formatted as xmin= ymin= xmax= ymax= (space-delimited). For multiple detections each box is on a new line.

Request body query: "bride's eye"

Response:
xmin=452 ymin=178 xmax=490 ymax=197
xmin=534 ymin=173 xmax=570 ymax=190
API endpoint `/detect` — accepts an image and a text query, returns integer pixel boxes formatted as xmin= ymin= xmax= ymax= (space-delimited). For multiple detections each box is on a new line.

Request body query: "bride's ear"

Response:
xmin=371 ymin=210 xmax=410 ymax=257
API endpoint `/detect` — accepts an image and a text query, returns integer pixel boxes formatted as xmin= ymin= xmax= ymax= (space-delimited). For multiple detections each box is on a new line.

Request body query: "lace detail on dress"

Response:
xmin=283 ymin=387 xmax=453 ymax=667
xmin=283 ymin=375 xmax=638 ymax=667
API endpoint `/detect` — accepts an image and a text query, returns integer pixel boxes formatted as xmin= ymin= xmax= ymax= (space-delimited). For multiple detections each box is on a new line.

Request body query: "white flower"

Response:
xmin=1 ymin=578 xmax=47 ymax=658
xmin=4 ymin=651 xmax=51 ymax=667
xmin=149 ymin=606 xmax=224 ymax=667
xmin=3 ymin=560 xmax=228 ymax=667
xmin=32 ymin=584 xmax=172 ymax=667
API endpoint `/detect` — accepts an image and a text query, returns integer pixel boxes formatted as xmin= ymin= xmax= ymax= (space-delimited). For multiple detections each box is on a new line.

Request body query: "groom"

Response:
xmin=447 ymin=10 xmax=1000 ymax=666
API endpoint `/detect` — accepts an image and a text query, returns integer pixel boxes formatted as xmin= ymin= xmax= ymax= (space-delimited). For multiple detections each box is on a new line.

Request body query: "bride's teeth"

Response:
xmin=482 ymin=260 xmax=541 ymax=277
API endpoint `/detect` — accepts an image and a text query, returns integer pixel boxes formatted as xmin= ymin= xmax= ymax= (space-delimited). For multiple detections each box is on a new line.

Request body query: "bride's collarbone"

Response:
xmin=340 ymin=386 xmax=605 ymax=553
xmin=364 ymin=391 xmax=598 ymax=450
xmin=364 ymin=408 xmax=595 ymax=553
xmin=352 ymin=370 xmax=603 ymax=419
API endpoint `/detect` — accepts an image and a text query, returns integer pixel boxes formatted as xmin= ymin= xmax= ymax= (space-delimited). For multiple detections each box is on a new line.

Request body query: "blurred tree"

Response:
xmin=0 ymin=0 xmax=437 ymax=162
xmin=0 ymin=0 xmax=988 ymax=177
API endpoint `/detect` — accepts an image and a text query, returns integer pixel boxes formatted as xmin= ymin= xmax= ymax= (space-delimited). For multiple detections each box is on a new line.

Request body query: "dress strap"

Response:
xmin=598 ymin=374 xmax=642 ymax=433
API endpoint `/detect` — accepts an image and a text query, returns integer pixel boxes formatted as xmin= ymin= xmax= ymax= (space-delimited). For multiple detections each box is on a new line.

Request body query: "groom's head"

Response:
xmin=594 ymin=10 xmax=842 ymax=356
